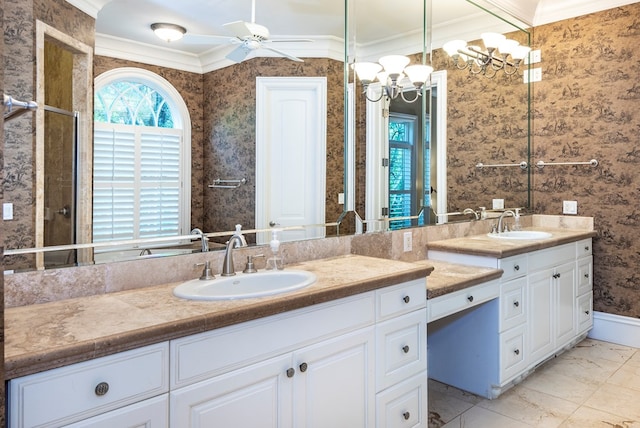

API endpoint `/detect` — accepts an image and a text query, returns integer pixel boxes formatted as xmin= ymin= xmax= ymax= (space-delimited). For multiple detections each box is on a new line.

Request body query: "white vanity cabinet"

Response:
xmin=168 ymin=278 xmax=427 ymax=428
xmin=8 ymin=279 xmax=427 ymax=428
xmin=428 ymin=237 xmax=593 ymax=398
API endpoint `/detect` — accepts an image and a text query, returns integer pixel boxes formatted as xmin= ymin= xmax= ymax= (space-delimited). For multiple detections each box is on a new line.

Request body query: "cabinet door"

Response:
xmin=528 ymin=268 xmax=554 ymax=365
xmin=293 ymin=328 xmax=375 ymax=428
xmin=555 ymin=261 xmax=576 ymax=348
xmin=63 ymin=395 xmax=168 ymax=428
xmin=170 ymin=354 xmax=292 ymax=428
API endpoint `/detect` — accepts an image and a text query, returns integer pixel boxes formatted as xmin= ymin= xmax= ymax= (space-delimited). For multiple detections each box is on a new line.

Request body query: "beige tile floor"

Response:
xmin=428 ymin=339 xmax=640 ymax=427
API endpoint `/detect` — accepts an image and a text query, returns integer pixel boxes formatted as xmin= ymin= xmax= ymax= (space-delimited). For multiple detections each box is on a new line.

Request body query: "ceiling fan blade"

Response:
xmin=226 ymin=44 xmax=251 ymax=63
xmin=223 ymin=21 xmax=269 ymax=40
xmin=261 ymin=45 xmax=304 ymax=62
xmin=182 ymin=34 xmax=235 ymax=45
xmin=266 ymin=38 xmax=314 ymax=44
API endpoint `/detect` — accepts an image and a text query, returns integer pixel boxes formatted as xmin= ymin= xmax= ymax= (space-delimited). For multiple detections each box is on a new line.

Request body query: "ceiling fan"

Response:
xmin=183 ymin=0 xmax=312 ymax=63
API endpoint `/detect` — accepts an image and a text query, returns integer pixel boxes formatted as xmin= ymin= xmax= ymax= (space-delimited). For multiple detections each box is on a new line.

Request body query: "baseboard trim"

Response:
xmin=587 ymin=311 xmax=640 ymax=348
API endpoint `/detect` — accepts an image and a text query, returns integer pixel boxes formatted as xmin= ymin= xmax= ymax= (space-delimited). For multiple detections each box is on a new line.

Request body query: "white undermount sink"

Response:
xmin=173 ymin=269 xmax=317 ymax=301
xmin=487 ymin=230 xmax=553 ymax=240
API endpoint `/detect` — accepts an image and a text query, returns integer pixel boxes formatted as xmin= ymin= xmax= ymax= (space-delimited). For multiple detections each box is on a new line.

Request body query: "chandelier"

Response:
xmin=353 ymin=55 xmax=433 ymax=103
xmin=442 ymin=32 xmax=531 ymax=77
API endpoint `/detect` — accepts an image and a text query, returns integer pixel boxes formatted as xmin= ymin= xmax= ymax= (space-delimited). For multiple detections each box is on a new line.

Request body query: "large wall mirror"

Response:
xmin=349 ymin=0 xmax=532 ymax=231
xmin=3 ymin=0 xmax=531 ymax=272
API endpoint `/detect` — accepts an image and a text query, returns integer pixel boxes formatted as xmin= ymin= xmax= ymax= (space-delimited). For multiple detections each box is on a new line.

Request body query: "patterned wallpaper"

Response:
xmin=531 ymin=3 xmax=640 ymax=318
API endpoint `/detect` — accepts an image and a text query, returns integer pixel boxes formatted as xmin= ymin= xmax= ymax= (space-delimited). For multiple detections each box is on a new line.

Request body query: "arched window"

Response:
xmin=93 ymin=68 xmax=191 ymax=243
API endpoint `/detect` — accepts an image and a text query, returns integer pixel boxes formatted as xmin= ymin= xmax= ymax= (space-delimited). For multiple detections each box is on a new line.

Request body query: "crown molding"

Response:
xmin=95 ymin=34 xmax=205 ymax=74
xmin=64 ymin=0 xmax=109 ymax=18
xmin=533 ymin=0 xmax=639 ymax=26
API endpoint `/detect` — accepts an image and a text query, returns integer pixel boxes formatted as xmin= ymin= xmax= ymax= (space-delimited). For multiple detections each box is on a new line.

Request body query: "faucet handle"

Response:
xmin=195 ymin=261 xmax=215 ymax=280
xmin=243 ymin=254 xmax=265 ymax=274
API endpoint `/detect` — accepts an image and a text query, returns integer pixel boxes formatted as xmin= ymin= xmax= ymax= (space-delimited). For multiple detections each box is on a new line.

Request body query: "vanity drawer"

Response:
xmin=376 ymin=373 xmax=428 ymax=428
xmin=529 ymin=242 xmax=574 ymax=270
xmin=500 ymin=277 xmax=526 ymax=332
xmin=427 ymin=279 xmax=499 ymax=323
xmin=500 ymin=325 xmax=527 ymax=382
xmin=171 ymin=292 xmax=375 ymax=388
xmin=498 ymin=255 xmax=528 ymax=281
xmin=577 ymin=256 xmax=593 ymax=296
xmin=376 ymin=279 xmax=426 ymax=321
xmin=8 ymin=343 xmax=169 ymax=428
xmin=375 ymin=310 xmax=427 ymax=391
xmin=577 ymin=291 xmax=593 ymax=334
xmin=576 ymin=239 xmax=593 ymax=258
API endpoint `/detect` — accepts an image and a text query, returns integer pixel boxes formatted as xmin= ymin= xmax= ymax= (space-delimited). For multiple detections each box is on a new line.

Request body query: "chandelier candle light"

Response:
xmin=442 ymin=32 xmax=530 ymax=77
xmin=353 ymin=55 xmax=433 ymax=103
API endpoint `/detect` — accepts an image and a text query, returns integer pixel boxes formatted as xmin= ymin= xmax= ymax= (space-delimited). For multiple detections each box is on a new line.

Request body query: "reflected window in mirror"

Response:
xmin=93 ymin=68 xmax=192 ymax=244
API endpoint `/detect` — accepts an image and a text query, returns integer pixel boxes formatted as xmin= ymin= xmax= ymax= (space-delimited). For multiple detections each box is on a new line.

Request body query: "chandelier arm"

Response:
xmin=400 ymin=90 xmax=421 ymax=103
xmin=364 ymin=90 xmax=385 ymax=103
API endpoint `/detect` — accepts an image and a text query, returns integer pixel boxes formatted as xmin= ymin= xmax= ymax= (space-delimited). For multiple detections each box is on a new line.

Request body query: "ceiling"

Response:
xmin=66 ymin=0 xmax=638 ymax=73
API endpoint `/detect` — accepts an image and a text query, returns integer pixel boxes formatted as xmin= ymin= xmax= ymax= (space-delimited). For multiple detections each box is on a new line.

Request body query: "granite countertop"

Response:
xmin=416 ymin=260 xmax=503 ymax=299
xmin=4 ymin=255 xmax=433 ymax=380
xmin=428 ymin=227 xmax=596 ymax=259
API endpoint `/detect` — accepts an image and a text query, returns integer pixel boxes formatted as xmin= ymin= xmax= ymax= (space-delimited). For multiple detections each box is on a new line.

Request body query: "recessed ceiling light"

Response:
xmin=150 ymin=23 xmax=187 ymax=42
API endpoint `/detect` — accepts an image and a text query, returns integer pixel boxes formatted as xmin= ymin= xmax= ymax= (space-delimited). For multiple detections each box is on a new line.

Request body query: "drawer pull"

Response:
xmin=286 ymin=368 xmax=295 ymax=378
xmin=403 ymin=295 xmax=411 ymax=304
xmin=94 ymin=382 xmax=110 ymax=396
xmin=514 ymin=264 xmax=520 ymax=271
xmin=513 ymin=301 xmax=520 ymax=308
xmin=299 ymin=362 xmax=308 ymax=373
xmin=514 ymin=349 xmax=520 ymax=356
xmin=402 ymin=345 xmax=410 ymax=354
xmin=467 ymin=295 xmax=474 ymax=303
xmin=403 ymin=412 xmax=411 ymax=420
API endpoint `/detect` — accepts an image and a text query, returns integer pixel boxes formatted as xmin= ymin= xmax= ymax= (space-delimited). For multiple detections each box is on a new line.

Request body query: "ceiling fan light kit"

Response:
xmin=150 ymin=23 xmax=187 ymax=42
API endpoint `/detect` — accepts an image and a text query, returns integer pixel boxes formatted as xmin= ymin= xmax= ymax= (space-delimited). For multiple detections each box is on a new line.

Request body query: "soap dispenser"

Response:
xmin=513 ymin=208 xmax=522 ymax=231
xmin=233 ymin=224 xmax=248 ymax=247
xmin=266 ymin=229 xmax=284 ymax=270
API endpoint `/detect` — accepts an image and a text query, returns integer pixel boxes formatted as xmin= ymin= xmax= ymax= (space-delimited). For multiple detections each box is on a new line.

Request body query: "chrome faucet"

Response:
xmin=221 ymin=235 xmax=247 ymax=276
xmin=462 ymin=208 xmax=479 ymax=220
xmin=191 ymin=228 xmax=209 ymax=252
xmin=497 ymin=210 xmax=515 ymax=233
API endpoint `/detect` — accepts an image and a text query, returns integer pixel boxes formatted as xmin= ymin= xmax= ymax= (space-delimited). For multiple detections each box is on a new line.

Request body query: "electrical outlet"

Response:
xmin=563 ymin=200 xmax=578 ymax=215
xmin=523 ymin=67 xmax=542 ymax=83
xmin=524 ymin=49 xmax=542 ymax=64
xmin=492 ymin=199 xmax=504 ymax=210
xmin=3 ymin=203 xmax=13 ymax=220
xmin=338 ymin=193 xmax=344 ymax=204
xmin=403 ymin=231 xmax=413 ymax=252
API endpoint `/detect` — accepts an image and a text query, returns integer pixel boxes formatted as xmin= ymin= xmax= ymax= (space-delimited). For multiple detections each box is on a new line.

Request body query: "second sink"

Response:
xmin=173 ymin=270 xmax=317 ymax=301
xmin=487 ymin=230 xmax=553 ymax=240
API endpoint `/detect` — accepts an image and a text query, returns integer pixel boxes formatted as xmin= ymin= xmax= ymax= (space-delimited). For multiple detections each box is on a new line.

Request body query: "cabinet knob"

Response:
xmin=94 ymin=382 xmax=109 ymax=396
xmin=552 ymin=273 xmax=561 ymax=279
xmin=514 ymin=349 xmax=520 ymax=355
xmin=299 ymin=362 xmax=308 ymax=373
xmin=585 ymin=246 xmax=590 ymax=251
xmin=286 ymin=368 xmax=295 ymax=378
xmin=467 ymin=295 xmax=474 ymax=303
xmin=403 ymin=295 xmax=411 ymax=304
xmin=585 ymin=310 xmax=590 ymax=315
xmin=513 ymin=301 xmax=520 ymax=308
xmin=402 ymin=345 xmax=410 ymax=354
xmin=514 ymin=265 xmax=520 ymax=271
xmin=584 ymin=273 xmax=590 ymax=279
xmin=403 ymin=412 xmax=411 ymax=420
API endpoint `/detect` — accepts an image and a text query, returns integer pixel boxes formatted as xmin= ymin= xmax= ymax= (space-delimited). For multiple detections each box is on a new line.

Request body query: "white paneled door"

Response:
xmin=255 ymin=77 xmax=327 ymax=244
